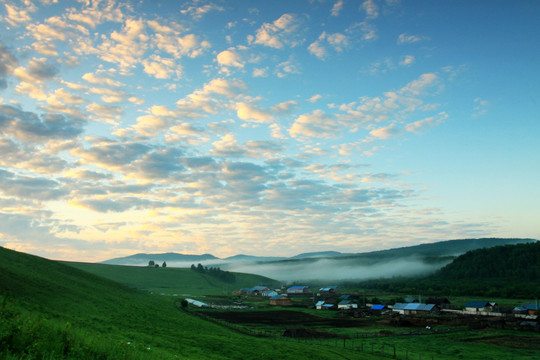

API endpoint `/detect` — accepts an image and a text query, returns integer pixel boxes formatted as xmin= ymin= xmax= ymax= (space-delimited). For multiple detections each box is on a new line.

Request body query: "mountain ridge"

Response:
xmin=101 ymin=238 xmax=537 ymax=268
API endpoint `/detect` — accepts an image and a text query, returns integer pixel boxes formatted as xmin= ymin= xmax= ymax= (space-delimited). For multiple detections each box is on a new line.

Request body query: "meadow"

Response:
xmin=1 ymin=247 xmax=539 ymax=359
xmin=65 ymin=261 xmax=280 ymax=296
xmin=0 ymin=247 xmax=380 ymax=359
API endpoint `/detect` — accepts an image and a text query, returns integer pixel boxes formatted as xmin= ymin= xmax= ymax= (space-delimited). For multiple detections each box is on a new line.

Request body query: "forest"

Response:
xmin=355 ymin=242 xmax=540 ymax=298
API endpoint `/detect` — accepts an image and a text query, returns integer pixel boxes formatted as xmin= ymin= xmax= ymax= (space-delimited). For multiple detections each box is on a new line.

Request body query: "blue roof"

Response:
xmin=465 ymin=301 xmax=490 ymax=308
xmin=288 ymin=286 xmax=308 ymax=290
xmin=269 ymin=294 xmax=288 ymax=300
xmin=338 ymin=300 xmax=352 ymax=305
xmin=315 ymin=301 xmax=325 ymax=306
xmin=371 ymin=305 xmax=386 ymax=310
xmin=393 ymin=303 xmax=436 ymax=311
xmin=252 ymin=286 xmax=268 ymax=291
xmin=525 ymin=303 xmax=539 ymax=310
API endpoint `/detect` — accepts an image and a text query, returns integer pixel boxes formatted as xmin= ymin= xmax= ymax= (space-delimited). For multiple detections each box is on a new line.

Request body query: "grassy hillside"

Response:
xmin=65 ymin=262 xmax=281 ymax=296
xmin=0 ymin=247 xmax=377 ymax=359
xmin=354 ymin=241 xmax=540 ymax=298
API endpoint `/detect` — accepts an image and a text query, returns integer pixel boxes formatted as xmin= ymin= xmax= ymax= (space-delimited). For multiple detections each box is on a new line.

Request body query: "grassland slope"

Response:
xmin=65 ymin=261 xmax=281 ymax=296
xmin=0 ymin=247 xmax=377 ymax=359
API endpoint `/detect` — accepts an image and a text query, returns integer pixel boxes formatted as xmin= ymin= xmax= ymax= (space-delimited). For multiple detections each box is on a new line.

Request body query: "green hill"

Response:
xmin=64 ymin=261 xmax=281 ymax=296
xmin=356 ymin=241 xmax=540 ymax=298
xmin=435 ymin=241 xmax=540 ymax=280
xmin=0 ymin=246 xmax=380 ymax=359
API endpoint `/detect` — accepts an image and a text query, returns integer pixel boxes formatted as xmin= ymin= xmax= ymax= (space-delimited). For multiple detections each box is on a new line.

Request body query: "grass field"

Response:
xmin=65 ymin=261 xmax=280 ymax=296
xmin=2 ymin=248 xmax=538 ymax=359
xmin=0 ymin=247 xmax=385 ymax=359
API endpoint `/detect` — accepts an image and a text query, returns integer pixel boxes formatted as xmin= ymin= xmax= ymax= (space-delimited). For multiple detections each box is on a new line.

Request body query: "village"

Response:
xmin=184 ymin=285 xmax=540 ymax=333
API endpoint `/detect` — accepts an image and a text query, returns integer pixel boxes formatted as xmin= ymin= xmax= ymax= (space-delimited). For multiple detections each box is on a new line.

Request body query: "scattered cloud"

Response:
xmin=361 ymin=0 xmax=379 ymax=19
xmin=289 ymin=110 xmax=339 ymax=139
xmin=331 ymin=0 xmax=344 ymax=16
xmin=397 ymin=33 xmax=428 ymax=44
xmin=400 ymin=55 xmax=415 ymax=66
xmin=250 ymin=13 xmax=303 ymax=49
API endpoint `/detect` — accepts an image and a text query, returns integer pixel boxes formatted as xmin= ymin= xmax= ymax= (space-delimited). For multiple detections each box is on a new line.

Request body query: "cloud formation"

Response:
xmin=0 ymin=0 xmax=532 ymax=263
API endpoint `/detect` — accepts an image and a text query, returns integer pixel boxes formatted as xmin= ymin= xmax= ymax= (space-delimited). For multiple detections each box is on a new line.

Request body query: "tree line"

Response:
xmin=190 ymin=263 xmax=236 ymax=283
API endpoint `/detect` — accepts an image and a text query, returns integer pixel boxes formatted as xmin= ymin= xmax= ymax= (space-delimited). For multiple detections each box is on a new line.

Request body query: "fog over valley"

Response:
xmin=222 ymin=257 xmax=449 ymax=282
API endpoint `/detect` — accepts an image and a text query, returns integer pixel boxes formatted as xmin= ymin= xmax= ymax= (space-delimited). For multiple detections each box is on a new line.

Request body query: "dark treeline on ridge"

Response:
xmin=191 ymin=263 xmax=236 ymax=283
xmin=355 ymin=241 xmax=540 ymax=298
xmin=434 ymin=241 xmax=540 ymax=280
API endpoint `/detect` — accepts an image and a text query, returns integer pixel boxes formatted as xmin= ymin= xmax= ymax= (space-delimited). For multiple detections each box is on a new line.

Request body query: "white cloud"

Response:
xmin=289 ymin=110 xmax=339 ymax=139
xmin=308 ymin=94 xmax=323 ymax=103
xmin=180 ymin=3 xmax=224 ymax=20
xmin=3 ymin=3 xmax=34 ymax=27
xmin=405 ymin=112 xmax=448 ymax=133
xmin=369 ymin=124 xmax=402 ymax=139
xmin=271 ymin=100 xmax=297 ymax=114
xmin=361 ymin=0 xmax=379 ymax=19
xmin=236 ymin=102 xmax=273 ymax=123
xmin=217 ymin=49 xmax=244 ymax=69
xmin=400 ymin=55 xmax=415 ymax=66
xmin=308 ymin=40 xmax=326 ymax=59
xmin=142 ymin=55 xmax=182 ymax=79
xmin=331 ymin=0 xmax=344 ymax=16
xmin=397 ymin=33 xmax=428 ymax=44
xmin=251 ymin=14 xmax=301 ymax=49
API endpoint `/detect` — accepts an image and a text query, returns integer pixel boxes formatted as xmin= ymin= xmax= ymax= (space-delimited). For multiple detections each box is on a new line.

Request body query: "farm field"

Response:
xmin=196 ymin=308 xmax=540 ymax=360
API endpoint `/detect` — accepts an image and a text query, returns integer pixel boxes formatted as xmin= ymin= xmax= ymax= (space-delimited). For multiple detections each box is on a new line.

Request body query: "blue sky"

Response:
xmin=0 ymin=0 xmax=538 ymax=262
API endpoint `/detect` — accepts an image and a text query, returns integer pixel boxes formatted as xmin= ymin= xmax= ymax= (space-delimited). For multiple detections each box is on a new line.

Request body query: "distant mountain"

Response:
xmin=223 ymin=254 xmax=286 ymax=262
xmin=359 ymin=237 xmax=536 ymax=259
xmin=102 ymin=238 xmax=538 ymax=281
xmin=220 ymin=238 xmax=538 ymax=282
xmin=290 ymin=251 xmax=345 ymax=259
xmin=102 ymin=252 xmax=218 ymax=265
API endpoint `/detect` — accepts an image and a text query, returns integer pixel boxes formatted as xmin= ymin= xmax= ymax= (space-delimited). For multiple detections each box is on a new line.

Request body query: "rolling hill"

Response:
xmin=65 ymin=261 xmax=281 ymax=296
xmin=356 ymin=241 xmax=540 ymax=298
xmin=0 ymin=246 xmax=376 ymax=359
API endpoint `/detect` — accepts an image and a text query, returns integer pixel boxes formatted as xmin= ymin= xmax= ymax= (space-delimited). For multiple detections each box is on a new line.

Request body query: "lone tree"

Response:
xmin=148 ymin=260 xmax=155 ymax=267
xmin=162 ymin=261 xmax=167 ymax=268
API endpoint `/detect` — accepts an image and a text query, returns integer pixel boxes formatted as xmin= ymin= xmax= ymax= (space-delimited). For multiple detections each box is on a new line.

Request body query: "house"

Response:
xmin=465 ymin=301 xmax=495 ymax=312
xmin=185 ymin=298 xmax=208 ymax=308
xmin=315 ymin=301 xmax=326 ymax=310
xmin=338 ymin=300 xmax=358 ymax=310
xmin=319 ymin=286 xmax=338 ymax=294
xmin=322 ymin=303 xmax=335 ymax=310
xmin=525 ymin=302 xmax=539 ymax=315
xmin=261 ymin=290 xmax=278 ymax=298
xmin=250 ymin=286 xmax=270 ymax=296
xmin=269 ymin=294 xmax=291 ymax=306
xmin=371 ymin=304 xmax=387 ymax=313
xmin=425 ymin=297 xmax=451 ymax=309
xmin=287 ymin=286 xmax=310 ymax=294
xmin=391 ymin=303 xmax=438 ymax=315
xmin=392 ymin=303 xmax=407 ymax=314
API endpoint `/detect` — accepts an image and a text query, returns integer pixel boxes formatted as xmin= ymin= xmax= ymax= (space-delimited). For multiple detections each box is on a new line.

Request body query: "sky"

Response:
xmin=0 ymin=0 xmax=539 ymax=263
